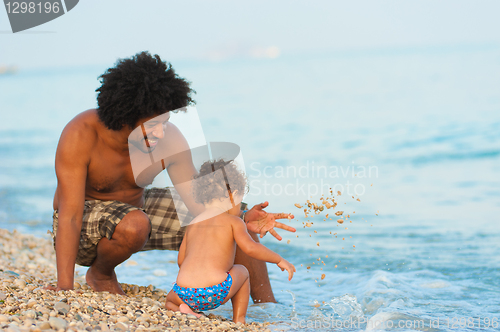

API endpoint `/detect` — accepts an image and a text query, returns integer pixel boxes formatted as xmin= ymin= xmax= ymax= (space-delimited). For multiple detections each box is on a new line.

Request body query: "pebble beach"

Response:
xmin=0 ymin=229 xmax=269 ymax=332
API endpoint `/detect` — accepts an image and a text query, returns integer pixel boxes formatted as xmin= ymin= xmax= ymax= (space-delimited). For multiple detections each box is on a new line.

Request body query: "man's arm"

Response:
xmin=53 ymin=121 xmax=93 ymax=290
xmin=164 ymin=123 xmax=205 ymax=216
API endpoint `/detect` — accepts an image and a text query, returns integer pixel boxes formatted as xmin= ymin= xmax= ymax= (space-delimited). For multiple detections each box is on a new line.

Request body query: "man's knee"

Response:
xmin=115 ymin=210 xmax=151 ymax=245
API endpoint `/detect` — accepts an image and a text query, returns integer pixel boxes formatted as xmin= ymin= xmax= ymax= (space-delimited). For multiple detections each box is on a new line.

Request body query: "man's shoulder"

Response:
xmin=68 ymin=109 xmax=100 ymax=129
xmin=58 ymin=109 xmax=100 ymax=153
xmin=62 ymin=109 xmax=100 ymax=139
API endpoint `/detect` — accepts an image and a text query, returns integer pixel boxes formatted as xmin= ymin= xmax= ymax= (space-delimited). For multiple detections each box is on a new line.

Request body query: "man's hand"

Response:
xmin=244 ymin=201 xmax=296 ymax=240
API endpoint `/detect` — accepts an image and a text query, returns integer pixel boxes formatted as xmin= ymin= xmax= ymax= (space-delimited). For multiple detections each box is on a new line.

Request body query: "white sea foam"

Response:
xmin=419 ymin=281 xmax=450 ymax=289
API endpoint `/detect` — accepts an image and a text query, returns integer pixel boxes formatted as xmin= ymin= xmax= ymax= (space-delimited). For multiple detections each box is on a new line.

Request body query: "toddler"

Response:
xmin=165 ymin=159 xmax=295 ymax=323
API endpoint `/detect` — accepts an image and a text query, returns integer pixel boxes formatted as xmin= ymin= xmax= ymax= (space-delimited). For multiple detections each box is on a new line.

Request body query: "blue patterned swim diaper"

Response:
xmin=172 ymin=272 xmax=233 ymax=311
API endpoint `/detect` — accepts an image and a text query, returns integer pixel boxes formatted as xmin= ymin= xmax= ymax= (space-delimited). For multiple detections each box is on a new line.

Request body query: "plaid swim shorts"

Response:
xmin=51 ymin=187 xmax=193 ymax=266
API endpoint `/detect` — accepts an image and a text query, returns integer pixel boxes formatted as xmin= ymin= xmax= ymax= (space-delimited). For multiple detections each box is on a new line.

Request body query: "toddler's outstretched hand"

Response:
xmin=278 ymin=259 xmax=296 ymax=281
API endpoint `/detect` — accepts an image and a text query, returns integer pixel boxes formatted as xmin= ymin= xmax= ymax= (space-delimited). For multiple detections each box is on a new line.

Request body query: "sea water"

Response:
xmin=1 ymin=46 xmax=499 ymax=331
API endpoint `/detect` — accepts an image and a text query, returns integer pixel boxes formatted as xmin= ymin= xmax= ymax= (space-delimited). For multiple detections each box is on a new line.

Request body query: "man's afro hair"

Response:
xmin=96 ymin=51 xmax=195 ymax=130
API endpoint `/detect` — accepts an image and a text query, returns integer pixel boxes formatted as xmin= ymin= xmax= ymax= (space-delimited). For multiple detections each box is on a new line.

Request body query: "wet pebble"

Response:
xmin=49 ymin=316 xmax=67 ymax=330
xmin=54 ymin=301 xmax=70 ymax=315
xmin=24 ymin=309 xmax=36 ymax=319
xmin=27 ymin=299 xmax=37 ymax=308
xmin=115 ymin=322 xmax=128 ymax=330
xmin=4 ymin=325 xmax=21 ymax=332
xmin=36 ymin=321 xmax=51 ymax=330
xmin=0 ymin=314 xmax=10 ymax=322
xmin=14 ymin=278 xmax=26 ymax=289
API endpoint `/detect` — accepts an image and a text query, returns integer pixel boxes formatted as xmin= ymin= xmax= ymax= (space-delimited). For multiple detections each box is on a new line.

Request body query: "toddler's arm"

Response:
xmin=231 ymin=217 xmax=295 ymax=280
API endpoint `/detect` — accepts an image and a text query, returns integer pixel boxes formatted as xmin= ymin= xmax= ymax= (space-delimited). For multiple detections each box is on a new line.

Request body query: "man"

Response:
xmin=50 ymin=51 xmax=295 ymax=303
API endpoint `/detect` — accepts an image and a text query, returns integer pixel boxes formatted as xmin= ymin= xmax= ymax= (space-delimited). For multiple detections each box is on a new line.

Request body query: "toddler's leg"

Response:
xmin=165 ymin=290 xmax=202 ymax=318
xmin=222 ymin=264 xmax=250 ymax=324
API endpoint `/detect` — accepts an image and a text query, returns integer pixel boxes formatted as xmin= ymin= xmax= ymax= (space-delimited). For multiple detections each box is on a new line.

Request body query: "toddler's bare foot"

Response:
xmin=233 ymin=317 xmax=246 ymax=324
xmin=179 ymin=303 xmax=202 ymax=318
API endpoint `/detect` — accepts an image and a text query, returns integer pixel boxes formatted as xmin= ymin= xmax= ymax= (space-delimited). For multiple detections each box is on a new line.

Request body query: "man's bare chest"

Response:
xmin=86 ymin=146 xmax=138 ymax=193
xmin=86 ymin=146 xmax=166 ymax=193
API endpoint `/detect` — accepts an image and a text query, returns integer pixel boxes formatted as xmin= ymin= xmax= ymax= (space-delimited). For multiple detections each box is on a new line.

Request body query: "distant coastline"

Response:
xmin=0 ymin=65 xmax=18 ymax=75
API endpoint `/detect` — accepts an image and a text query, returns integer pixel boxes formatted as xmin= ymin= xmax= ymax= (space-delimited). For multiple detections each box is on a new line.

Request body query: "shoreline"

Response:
xmin=0 ymin=228 xmax=269 ymax=331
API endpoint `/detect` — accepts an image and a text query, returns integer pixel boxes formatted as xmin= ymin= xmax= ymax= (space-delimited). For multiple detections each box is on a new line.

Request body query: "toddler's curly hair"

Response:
xmin=192 ymin=159 xmax=248 ymax=204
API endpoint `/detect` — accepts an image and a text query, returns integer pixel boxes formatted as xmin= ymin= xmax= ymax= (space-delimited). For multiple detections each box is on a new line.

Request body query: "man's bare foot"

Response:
xmin=179 ymin=303 xmax=202 ymax=318
xmin=85 ymin=265 xmax=125 ymax=295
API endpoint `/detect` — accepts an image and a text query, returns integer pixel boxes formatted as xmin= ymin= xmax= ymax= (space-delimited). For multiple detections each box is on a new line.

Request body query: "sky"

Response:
xmin=1 ymin=0 xmax=500 ymax=69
